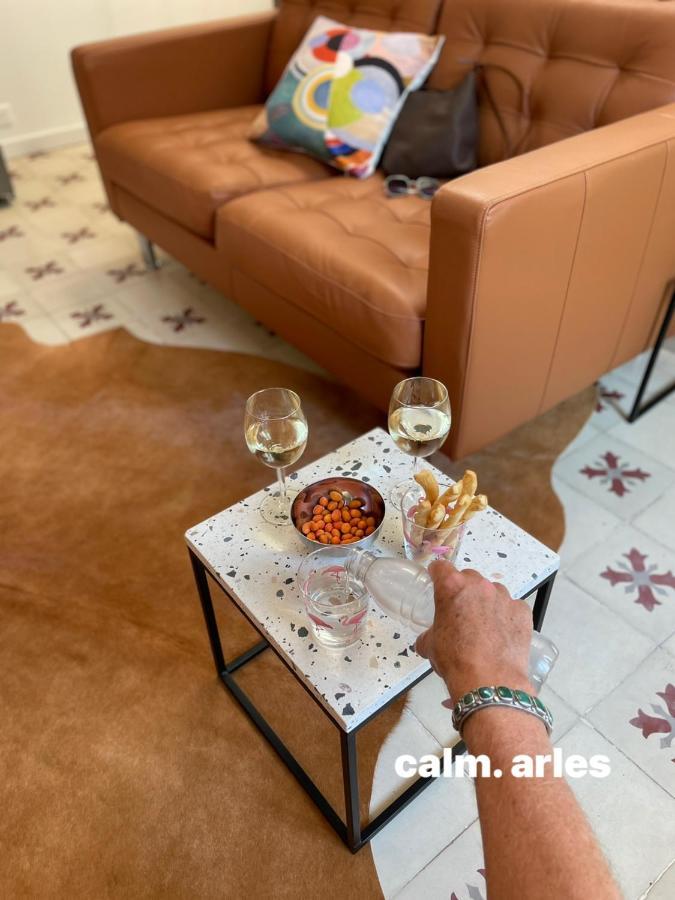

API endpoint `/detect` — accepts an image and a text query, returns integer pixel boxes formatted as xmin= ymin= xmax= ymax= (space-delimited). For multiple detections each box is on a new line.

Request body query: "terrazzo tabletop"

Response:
xmin=185 ymin=428 xmax=559 ymax=732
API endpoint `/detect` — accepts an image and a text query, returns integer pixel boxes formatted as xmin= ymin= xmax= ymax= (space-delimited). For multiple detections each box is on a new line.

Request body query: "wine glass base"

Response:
xmin=259 ymin=489 xmax=298 ymax=525
xmin=389 ymin=478 xmax=414 ymax=511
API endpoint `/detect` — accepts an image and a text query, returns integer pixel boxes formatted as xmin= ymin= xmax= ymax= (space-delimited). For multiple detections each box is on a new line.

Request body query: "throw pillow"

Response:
xmin=248 ymin=16 xmax=445 ymax=179
xmin=381 ymin=71 xmax=479 ymax=180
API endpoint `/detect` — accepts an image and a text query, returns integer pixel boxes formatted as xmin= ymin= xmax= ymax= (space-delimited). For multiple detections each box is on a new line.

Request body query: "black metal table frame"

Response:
xmin=189 ymin=548 xmax=556 ymax=853
xmin=611 ymin=285 xmax=675 ymax=423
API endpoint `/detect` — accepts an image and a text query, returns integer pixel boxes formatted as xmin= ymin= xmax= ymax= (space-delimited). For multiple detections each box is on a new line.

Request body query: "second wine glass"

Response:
xmin=244 ymin=388 xmax=308 ymax=525
xmin=387 ymin=376 xmax=451 ymax=510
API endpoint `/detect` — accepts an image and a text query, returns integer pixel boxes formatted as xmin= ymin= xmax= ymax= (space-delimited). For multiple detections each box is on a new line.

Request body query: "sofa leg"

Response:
xmin=136 ymin=232 xmax=160 ymax=270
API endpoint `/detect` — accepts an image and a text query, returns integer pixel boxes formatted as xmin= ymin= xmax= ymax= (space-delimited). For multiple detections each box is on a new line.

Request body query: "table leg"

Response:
xmin=190 ymin=550 xmax=226 ymax=676
xmin=340 ymin=730 xmax=361 ymax=853
xmin=532 ymin=572 xmax=556 ymax=633
xmin=626 ymin=287 xmax=675 ymax=422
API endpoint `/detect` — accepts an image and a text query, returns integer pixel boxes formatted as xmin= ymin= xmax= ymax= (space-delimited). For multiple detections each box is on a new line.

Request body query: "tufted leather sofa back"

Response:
xmin=428 ymin=0 xmax=675 ymax=165
xmin=264 ymin=0 xmax=443 ymax=91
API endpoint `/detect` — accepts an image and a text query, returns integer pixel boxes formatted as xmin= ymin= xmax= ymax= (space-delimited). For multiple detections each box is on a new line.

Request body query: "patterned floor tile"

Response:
xmin=552 ymin=475 xmax=622 ymax=566
xmin=544 ymin=577 xmax=655 ymax=714
xmin=554 ymin=432 xmax=675 ymax=520
xmin=537 ymin=684 xmax=580 ymax=740
xmin=395 ymin=820 xmax=484 ymax=900
xmin=0 ymin=268 xmax=26 ymax=299
xmin=405 ymin=671 xmax=458 ymax=749
xmin=593 ymin=373 xmax=638 ymax=429
xmin=370 ymin=707 xmax=443 ymax=819
xmin=49 ymin=297 xmax=124 ymax=341
xmin=567 ymin=524 xmax=675 ymax=643
xmin=636 ymin=485 xmax=675 ymax=554
xmin=588 ymin=648 xmax=675 ymax=797
xmin=645 ymin=860 xmax=675 ymax=899
xmin=606 ymin=401 xmax=675 ymax=471
xmin=606 ymin=347 xmax=675 ymax=407
xmin=17 ymin=315 xmax=69 ymax=346
xmin=559 ymin=721 xmax=675 ymax=899
xmin=26 ymin=264 xmax=122 ymax=313
xmin=559 ymin=416 xmax=603 ymax=458
xmin=0 ymin=293 xmax=47 ymax=324
xmin=371 ymin=759 xmax=478 ymax=899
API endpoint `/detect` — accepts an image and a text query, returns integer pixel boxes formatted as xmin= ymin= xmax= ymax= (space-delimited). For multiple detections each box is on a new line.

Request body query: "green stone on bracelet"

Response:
xmin=514 ymin=689 xmax=532 ymax=707
xmin=462 ymin=692 xmax=475 ymax=707
xmin=496 ymin=686 xmax=514 ymax=700
xmin=478 ymin=686 xmax=494 ymax=700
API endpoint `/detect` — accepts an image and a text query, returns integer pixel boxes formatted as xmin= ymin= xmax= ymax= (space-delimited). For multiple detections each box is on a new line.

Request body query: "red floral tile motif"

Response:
xmin=56 ymin=173 xmax=84 ymax=185
xmin=106 ymin=263 xmax=145 ymax=283
xmin=451 ymin=868 xmax=486 ymax=900
xmin=61 ymin=227 xmax=95 ymax=244
xmin=630 ymin=683 xmax=675 ymax=761
xmin=161 ymin=308 xmax=205 ymax=332
xmin=580 ymin=451 xmax=650 ymax=497
xmin=0 ymin=225 xmax=24 ymax=241
xmin=601 ymin=548 xmax=675 ymax=612
xmin=25 ymin=197 xmax=55 ymax=211
xmin=595 ymin=386 xmax=625 ymax=413
xmin=25 ymin=260 xmax=63 ymax=280
xmin=70 ymin=304 xmax=113 ymax=328
xmin=0 ymin=301 xmax=25 ymax=321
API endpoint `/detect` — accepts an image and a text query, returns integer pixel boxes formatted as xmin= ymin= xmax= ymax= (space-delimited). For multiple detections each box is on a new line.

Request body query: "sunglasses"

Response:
xmin=384 ymin=175 xmax=441 ymax=200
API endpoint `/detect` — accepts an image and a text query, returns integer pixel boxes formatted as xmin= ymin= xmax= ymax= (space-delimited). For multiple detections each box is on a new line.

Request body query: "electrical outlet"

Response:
xmin=0 ymin=103 xmax=15 ymax=129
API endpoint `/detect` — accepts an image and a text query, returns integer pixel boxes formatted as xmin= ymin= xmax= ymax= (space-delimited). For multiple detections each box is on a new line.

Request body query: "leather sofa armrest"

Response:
xmin=425 ymin=104 xmax=675 ymax=459
xmin=71 ymin=11 xmax=277 ymax=139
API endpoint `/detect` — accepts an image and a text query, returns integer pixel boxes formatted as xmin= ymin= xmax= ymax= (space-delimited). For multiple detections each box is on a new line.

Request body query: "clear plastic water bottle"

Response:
xmin=347 ymin=550 xmax=559 ymax=692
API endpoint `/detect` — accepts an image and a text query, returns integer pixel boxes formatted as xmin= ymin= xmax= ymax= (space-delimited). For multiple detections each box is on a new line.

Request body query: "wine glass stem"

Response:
xmin=411 ymin=456 xmax=419 ymax=482
xmin=276 ymin=466 xmax=287 ymax=501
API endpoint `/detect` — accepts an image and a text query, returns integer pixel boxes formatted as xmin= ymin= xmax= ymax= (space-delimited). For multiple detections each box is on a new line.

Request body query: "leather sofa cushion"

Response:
xmin=218 ymin=174 xmax=430 ymax=370
xmin=95 ymin=106 xmax=331 ymax=239
xmin=429 ymin=0 xmax=675 ymax=166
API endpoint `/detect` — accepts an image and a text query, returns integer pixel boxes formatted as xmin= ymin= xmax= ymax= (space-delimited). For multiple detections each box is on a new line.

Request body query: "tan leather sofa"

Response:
xmin=72 ymin=0 xmax=675 ymax=458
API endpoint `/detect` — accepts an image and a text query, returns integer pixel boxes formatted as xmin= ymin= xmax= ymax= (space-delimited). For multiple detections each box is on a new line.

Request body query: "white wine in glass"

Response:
xmin=245 ymin=388 xmax=308 ymax=524
xmin=388 ymin=377 xmax=451 ymax=509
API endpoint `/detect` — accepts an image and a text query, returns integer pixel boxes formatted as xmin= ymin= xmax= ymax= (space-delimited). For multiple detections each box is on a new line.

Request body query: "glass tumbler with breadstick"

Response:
xmin=388 ymin=377 xmax=451 ymax=510
xmin=401 ymin=468 xmax=487 ymax=566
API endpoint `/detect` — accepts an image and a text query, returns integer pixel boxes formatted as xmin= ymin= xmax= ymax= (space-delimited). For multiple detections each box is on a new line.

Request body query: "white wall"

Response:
xmin=0 ymin=0 xmax=273 ymax=157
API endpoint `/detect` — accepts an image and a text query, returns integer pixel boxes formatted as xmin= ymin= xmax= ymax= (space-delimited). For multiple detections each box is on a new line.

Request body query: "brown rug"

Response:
xmin=0 ymin=325 xmax=594 ymax=898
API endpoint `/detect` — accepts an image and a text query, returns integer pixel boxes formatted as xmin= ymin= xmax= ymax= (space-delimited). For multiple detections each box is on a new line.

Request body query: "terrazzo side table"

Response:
xmin=185 ymin=428 xmax=559 ymax=852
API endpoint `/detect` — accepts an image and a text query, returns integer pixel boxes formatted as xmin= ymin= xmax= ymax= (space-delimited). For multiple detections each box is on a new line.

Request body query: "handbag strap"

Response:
xmin=473 ymin=62 xmax=528 ymax=160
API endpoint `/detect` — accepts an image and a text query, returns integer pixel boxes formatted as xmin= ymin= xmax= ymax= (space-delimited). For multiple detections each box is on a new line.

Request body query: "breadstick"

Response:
xmin=414 ymin=470 xmax=439 ymax=506
xmin=462 ymin=494 xmax=488 ymax=523
xmin=462 ymin=470 xmax=478 ymax=496
xmin=446 ymin=494 xmax=471 ymax=527
xmin=427 ymin=502 xmax=446 ymax=529
xmin=437 ymin=481 xmax=463 ymax=507
xmin=414 ymin=499 xmax=431 ymax=526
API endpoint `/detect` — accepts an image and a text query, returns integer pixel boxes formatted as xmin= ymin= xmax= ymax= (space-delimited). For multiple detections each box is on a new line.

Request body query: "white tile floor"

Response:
xmin=2 ymin=143 xmax=675 ymax=899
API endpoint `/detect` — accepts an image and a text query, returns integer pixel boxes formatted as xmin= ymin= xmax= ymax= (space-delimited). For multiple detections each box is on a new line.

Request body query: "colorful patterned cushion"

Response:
xmin=249 ymin=16 xmax=444 ymax=179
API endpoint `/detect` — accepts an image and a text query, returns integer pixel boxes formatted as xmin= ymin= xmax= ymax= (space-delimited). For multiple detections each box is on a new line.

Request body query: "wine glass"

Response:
xmin=245 ymin=388 xmax=308 ymax=525
xmin=387 ymin=376 xmax=451 ymax=510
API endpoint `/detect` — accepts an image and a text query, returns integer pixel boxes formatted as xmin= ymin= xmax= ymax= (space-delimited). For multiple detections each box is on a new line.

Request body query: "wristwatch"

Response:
xmin=451 ymin=685 xmax=553 ymax=736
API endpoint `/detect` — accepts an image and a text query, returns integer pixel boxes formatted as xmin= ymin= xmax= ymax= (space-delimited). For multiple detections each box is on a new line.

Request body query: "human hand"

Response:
xmin=415 ymin=561 xmax=533 ymax=700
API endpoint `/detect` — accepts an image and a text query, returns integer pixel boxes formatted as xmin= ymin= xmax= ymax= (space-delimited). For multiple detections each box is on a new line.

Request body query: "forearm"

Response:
xmin=463 ymin=710 xmax=621 ymax=900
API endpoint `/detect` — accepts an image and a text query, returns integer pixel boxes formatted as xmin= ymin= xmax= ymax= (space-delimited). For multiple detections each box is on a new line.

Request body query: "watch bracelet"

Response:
xmin=451 ymin=685 xmax=553 ymax=736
